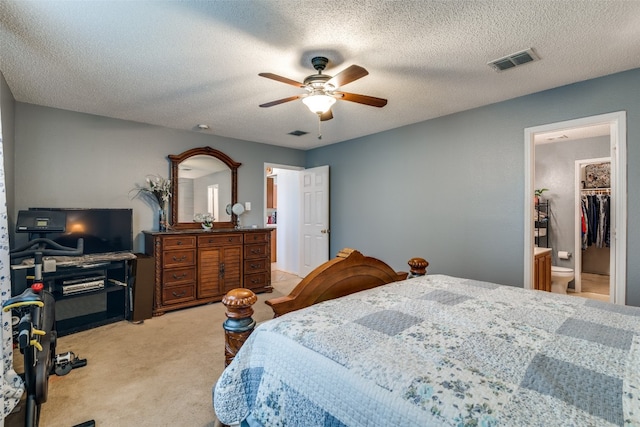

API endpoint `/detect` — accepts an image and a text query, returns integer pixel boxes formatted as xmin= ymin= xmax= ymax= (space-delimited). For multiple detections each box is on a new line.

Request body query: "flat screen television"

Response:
xmin=29 ymin=208 xmax=133 ymax=255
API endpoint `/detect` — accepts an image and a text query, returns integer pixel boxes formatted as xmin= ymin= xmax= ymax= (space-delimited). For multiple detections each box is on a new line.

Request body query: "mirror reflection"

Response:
xmin=169 ymin=146 xmax=241 ymax=230
xmin=177 ymin=155 xmax=231 ymax=223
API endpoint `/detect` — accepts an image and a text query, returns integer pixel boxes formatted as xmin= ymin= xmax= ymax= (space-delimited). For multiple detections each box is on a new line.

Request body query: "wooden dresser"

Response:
xmin=144 ymin=228 xmax=272 ymax=316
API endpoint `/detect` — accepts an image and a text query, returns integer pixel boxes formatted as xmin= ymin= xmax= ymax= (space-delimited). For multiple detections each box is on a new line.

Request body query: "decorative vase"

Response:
xmin=202 ymin=223 xmax=212 ymax=231
xmin=159 ymin=201 xmax=168 ymax=231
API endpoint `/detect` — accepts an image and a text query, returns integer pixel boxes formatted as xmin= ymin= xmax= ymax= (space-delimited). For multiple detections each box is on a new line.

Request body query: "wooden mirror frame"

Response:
xmin=168 ymin=146 xmax=242 ymax=230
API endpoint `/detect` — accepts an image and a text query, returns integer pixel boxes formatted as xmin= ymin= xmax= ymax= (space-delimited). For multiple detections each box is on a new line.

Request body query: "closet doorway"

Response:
xmin=574 ymin=157 xmax=611 ymax=298
xmin=524 ymin=111 xmax=627 ymax=305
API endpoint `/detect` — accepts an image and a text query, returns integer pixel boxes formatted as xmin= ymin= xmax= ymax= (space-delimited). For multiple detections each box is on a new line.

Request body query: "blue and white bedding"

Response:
xmin=213 ymin=274 xmax=640 ymax=426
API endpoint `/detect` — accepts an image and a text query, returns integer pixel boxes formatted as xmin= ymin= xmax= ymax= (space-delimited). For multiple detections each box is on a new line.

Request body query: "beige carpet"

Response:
xmin=6 ymin=270 xmax=301 ymax=427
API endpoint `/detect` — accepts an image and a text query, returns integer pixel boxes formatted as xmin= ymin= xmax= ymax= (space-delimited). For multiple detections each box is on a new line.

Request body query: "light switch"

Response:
xmin=245 ymin=202 xmax=251 ymax=211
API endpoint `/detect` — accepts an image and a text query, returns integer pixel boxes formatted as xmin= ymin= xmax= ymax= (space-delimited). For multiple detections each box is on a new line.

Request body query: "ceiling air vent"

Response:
xmin=288 ymin=130 xmax=308 ymax=136
xmin=488 ymin=48 xmax=539 ymax=72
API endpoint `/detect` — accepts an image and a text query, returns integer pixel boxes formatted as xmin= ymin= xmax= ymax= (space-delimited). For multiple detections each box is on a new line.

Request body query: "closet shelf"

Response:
xmin=581 ymin=187 xmax=610 ymax=194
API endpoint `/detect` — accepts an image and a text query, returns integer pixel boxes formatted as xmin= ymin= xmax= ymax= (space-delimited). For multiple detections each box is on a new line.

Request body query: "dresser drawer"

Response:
xmin=162 ymin=249 xmax=196 ymax=268
xmin=244 ymin=232 xmax=269 ymax=244
xmin=198 ymin=234 xmax=243 ymax=247
xmin=244 ymin=272 xmax=269 ymax=290
xmin=244 ymin=243 xmax=268 ymax=259
xmin=162 ymin=266 xmax=196 ymax=286
xmin=162 ymin=235 xmax=196 ymax=250
xmin=244 ymin=257 xmax=268 ymax=273
xmin=162 ymin=284 xmax=195 ymax=305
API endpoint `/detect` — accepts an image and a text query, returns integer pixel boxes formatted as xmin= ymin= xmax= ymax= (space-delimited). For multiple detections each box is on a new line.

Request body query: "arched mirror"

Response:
xmin=168 ymin=147 xmax=241 ymax=230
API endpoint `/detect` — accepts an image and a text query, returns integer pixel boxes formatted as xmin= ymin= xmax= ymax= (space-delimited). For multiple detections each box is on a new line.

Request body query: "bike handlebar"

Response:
xmin=10 ymin=237 xmax=84 ymax=260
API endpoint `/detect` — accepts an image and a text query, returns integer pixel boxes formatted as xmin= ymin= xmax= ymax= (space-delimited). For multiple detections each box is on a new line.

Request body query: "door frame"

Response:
xmin=523 ymin=111 xmax=627 ymax=304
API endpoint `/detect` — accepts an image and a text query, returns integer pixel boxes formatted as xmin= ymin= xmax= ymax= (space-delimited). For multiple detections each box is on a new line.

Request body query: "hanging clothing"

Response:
xmin=600 ymin=194 xmax=610 ymax=248
xmin=604 ymin=195 xmax=611 ymax=247
xmin=581 ymin=198 xmax=588 ymax=250
xmin=593 ymin=195 xmax=601 ymax=247
xmin=581 ymin=193 xmax=610 ymax=249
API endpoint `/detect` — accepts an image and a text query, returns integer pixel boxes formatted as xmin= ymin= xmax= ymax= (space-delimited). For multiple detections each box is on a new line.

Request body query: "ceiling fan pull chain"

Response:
xmin=317 ymin=113 xmax=322 ymax=140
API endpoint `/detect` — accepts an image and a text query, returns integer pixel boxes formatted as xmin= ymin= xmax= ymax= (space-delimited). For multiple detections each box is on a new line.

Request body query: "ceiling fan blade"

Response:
xmin=326 ymin=65 xmax=368 ymax=88
xmin=259 ymin=95 xmax=302 ymax=108
xmin=259 ymin=73 xmax=305 ymax=88
xmin=335 ymin=92 xmax=387 ymax=107
xmin=320 ymin=109 xmax=333 ymax=121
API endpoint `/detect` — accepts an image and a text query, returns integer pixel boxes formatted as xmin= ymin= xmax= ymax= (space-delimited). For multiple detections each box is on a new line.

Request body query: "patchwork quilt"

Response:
xmin=213 ymin=274 xmax=640 ymax=426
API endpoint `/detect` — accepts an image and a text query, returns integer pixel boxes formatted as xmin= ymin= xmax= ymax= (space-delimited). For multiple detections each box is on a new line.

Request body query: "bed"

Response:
xmin=213 ymin=249 xmax=640 ymax=426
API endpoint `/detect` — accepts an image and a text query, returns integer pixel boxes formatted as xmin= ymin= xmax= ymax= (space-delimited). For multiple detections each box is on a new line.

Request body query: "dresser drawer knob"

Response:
xmin=172 ymin=273 xmax=187 ymax=280
xmin=172 ymin=255 xmax=187 ymax=262
xmin=250 ymin=263 xmax=260 ymax=269
xmin=251 ymin=248 xmax=262 ymax=254
xmin=172 ymin=290 xmax=186 ymax=298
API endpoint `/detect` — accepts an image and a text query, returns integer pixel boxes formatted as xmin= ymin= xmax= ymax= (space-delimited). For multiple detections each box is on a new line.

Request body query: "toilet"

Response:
xmin=551 ymin=266 xmax=574 ymax=294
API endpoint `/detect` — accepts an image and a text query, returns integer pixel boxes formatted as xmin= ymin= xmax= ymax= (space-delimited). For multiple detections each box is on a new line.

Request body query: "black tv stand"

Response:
xmin=11 ymin=252 xmax=136 ymax=336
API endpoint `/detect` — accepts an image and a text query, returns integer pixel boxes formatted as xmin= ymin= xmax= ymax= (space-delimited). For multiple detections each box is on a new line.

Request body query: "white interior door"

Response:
xmin=299 ymin=165 xmax=329 ymax=277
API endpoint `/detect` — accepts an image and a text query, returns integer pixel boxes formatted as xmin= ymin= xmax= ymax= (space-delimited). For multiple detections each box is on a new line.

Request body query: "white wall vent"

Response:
xmin=488 ymin=48 xmax=539 ymax=72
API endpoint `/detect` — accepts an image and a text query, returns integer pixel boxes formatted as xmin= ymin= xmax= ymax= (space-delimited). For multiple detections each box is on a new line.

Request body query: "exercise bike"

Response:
xmin=3 ymin=212 xmax=93 ymax=427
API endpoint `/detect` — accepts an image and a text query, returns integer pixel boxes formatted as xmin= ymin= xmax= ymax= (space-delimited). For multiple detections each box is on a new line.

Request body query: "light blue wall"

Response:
xmin=306 ymin=68 xmax=640 ymax=305
xmin=12 ymin=103 xmax=306 ymax=252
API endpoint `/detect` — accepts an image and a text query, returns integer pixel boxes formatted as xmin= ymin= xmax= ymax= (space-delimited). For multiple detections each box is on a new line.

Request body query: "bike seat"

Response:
xmin=2 ymin=287 xmax=43 ymax=311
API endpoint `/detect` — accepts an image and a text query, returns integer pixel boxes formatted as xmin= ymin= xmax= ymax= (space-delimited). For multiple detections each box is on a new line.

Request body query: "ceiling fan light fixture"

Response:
xmin=259 ymin=57 xmax=386 ymax=119
xmin=302 ymin=93 xmax=336 ymax=114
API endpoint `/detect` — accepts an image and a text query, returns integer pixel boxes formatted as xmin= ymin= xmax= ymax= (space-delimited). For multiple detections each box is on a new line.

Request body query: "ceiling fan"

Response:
xmin=258 ymin=56 xmax=387 ymax=121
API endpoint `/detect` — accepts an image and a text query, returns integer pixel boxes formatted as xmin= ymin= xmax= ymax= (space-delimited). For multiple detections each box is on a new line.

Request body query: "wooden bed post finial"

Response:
xmin=407 ymin=257 xmax=428 ymax=277
xmin=222 ymin=288 xmax=258 ymax=367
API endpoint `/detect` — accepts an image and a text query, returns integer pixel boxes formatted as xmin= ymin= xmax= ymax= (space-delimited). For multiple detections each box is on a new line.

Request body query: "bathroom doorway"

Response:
xmin=524 ymin=112 xmax=627 ymax=304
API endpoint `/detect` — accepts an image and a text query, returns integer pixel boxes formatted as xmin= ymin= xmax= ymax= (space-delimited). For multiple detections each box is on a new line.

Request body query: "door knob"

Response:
xmin=320 ymin=229 xmax=330 ymax=234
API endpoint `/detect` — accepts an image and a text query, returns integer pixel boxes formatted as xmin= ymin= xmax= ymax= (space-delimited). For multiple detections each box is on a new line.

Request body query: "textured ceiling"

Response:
xmin=1 ymin=1 xmax=640 ymax=150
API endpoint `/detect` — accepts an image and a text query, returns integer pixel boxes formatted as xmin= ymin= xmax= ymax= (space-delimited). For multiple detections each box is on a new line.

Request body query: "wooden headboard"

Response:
xmin=221 ymin=248 xmax=428 ymax=366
